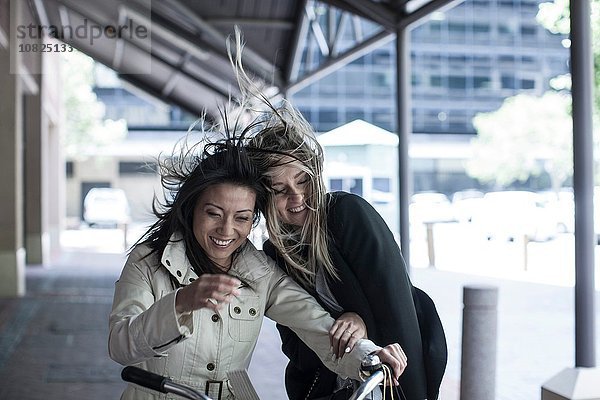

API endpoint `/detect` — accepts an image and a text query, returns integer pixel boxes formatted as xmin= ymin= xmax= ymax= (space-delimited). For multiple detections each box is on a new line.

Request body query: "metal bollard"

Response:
xmin=460 ymin=285 xmax=498 ymax=400
xmin=425 ymin=222 xmax=435 ymax=268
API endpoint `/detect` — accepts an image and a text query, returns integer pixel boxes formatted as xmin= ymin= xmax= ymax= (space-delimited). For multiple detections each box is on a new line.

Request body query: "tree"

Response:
xmin=537 ymin=0 xmax=600 ymax=110
xmin=61 ymin=50 xmax=126 ymax=158
xmin=466 ymin=92 xmax=572 ymax=191
xmin=467 ymin=0 xmax=600 ymax=189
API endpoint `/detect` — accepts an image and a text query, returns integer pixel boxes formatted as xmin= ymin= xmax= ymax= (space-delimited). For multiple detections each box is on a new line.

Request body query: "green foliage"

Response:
xmin=468 ymin=0 xmax=599 ymax=189
xmin=537 ymin=0 xmax=600 ymax=110
xmin=61 ymin=50 xmax=126 ymax=158
xmin=467 ymin=93 xmax=572 ymax=189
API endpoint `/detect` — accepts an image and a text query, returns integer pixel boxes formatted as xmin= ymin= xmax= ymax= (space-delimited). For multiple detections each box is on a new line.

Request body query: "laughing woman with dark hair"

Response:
xmin=108 ymin=118 xmax=408 ymax=400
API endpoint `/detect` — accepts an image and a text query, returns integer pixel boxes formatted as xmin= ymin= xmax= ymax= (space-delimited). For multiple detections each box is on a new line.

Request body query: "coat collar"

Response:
xmin=161 ymin=233 xmax=272 ymax=286
xmin=161 ymin=233 xmax=197 ymax=286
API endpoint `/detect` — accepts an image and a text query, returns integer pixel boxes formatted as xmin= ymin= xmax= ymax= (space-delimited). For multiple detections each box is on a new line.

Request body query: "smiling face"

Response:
xmin=192 ymin=183 xmax=256 ymax=269
xmin=269 ymin=159 xmax=312 ymax=227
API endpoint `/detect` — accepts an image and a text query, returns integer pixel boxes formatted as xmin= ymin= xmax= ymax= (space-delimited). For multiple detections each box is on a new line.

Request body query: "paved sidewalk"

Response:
xmin=0 ymin=242 xmax=599 ymax=399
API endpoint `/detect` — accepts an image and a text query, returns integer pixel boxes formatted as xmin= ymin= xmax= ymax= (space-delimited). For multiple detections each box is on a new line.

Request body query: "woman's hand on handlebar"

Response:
xmin=373 ymin=343 xmax=407 ymax=386
xmin=330 ymin=312 xmax=367 ymax=358
xmin=175 ymin=274 xmax=241 ymax=313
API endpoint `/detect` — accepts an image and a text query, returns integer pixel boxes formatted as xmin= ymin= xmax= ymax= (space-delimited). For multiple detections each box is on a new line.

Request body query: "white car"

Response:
xmin=471 ymin=190 xmax=558 ymax=242
xmin=451 ymin=189 xmax=484 ymax=223
xmin=83 ymin=187 xmax=131 ymax=227
xmin=409 ymin=192 xmax=456 ymax=225
xmin=538 ymin=189 xmax=574 ymax=234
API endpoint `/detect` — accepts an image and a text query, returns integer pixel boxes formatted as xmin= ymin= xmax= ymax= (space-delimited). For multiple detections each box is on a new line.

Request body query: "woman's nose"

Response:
xmin=218 ymin=218 xmax=235 ymax=235
xmin=287 ymin=191 xmax=303 ymax=201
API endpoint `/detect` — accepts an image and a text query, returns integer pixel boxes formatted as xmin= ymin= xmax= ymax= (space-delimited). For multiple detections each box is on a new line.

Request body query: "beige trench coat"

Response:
xmin=109 ymin=237 xmax=381 ymax=399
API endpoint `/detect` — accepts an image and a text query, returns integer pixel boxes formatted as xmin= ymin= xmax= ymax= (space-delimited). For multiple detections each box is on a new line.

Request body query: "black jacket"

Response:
xmin=264 ymin=192 xmax=447 ymax=400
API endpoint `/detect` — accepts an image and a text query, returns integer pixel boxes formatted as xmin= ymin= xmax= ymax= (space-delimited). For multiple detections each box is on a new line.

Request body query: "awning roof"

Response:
xmin=31 ymin=0 xmax=457 ymax=119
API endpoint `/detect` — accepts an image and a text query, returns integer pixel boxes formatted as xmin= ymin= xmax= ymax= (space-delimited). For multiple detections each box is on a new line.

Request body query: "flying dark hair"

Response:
xmin=134 ymin=114 xmax=267 ymax=280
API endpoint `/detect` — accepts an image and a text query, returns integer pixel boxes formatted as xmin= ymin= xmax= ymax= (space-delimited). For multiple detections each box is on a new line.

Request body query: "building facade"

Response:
xmin=71 ymin=0 xmax=571 ymax=223
xmin=291 ymin=0 xmax=570 ymax=194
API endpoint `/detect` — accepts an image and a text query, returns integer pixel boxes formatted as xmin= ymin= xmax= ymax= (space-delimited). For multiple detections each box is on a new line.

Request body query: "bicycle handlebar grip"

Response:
xmin=121 ymin=366 xmax=170 ymax=393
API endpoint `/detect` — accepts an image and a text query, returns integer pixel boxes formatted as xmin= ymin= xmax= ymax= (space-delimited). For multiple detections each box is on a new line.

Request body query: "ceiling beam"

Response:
xmin=320 ymin=0 xmax=396 ymax=30
xmin=118 ymin=73 xmax=210 ymax=119
xmin=159 ymin=0 xmax=284 ymax=89
xmin=286 ymin=29 xmax=394 ymax=94
xmin=399 ymin=0 xmax=464 ymax=29
xmin=285 ymin=0 xmax=310 ymax=84
xmin=205 ymin=18 xmax=295 ymax=30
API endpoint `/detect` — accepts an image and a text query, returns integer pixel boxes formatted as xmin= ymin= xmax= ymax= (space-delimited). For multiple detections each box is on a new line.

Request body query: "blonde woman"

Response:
xmin=248 ymin=104 xmax=447 ymax=400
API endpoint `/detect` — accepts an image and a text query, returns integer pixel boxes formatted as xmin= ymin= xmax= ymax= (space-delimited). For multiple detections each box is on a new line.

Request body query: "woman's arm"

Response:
xmin=327 ymin=193 xmax=421 ymax=346
xmin=264 ymin=267 xmax=406 ymax=381
xmin=108 ymin=252 xmax=193 ymax=365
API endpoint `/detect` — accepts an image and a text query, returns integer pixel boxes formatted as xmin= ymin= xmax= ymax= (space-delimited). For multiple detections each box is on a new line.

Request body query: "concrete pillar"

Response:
xmin=395 ymin=26 xmax=412 ymax=270
xmin=460 ymin=285 xmax=498 ymax=400
xmin=24 ymin=74 xmax=50 ymax=266
xmin=0 ymin=1 xmax=26 ymax=296
xmin=541 ymin=2 xmax=600 ymax=397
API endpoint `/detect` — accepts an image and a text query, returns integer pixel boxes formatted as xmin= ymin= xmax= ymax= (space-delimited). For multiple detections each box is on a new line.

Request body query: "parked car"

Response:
xmin=409 ymin=191 xmax=456 ymax=225
xmin=538 ymin=189 xmax=574 ymax=234
xmin=451 ymin=189 xmax=484 ymax=223
xmin=83 ymin=187 xmax=131 ymax=228
xmin=471 ymin=190 xmax=558 ymax=242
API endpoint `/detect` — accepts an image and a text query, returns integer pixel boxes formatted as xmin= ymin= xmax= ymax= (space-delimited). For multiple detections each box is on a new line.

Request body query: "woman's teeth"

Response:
xmin=211 ymin=237 xmax=234 ymax=246
xmin=289 ymin=205 xmax=306 ymax=213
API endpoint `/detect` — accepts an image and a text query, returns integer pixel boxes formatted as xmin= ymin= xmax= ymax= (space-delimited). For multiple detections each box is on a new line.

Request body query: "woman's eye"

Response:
xmin=298 ymin=178 xmax=309 ymax=185
xmin=207 ymin=211 xmax=221 ymax=218
xmin=237 ymin=216 xmax=250 ymax=222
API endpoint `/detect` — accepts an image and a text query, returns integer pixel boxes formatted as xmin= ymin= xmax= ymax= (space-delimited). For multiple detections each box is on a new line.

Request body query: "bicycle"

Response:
xmin=121 ymin=354 xmax=401 ymax=400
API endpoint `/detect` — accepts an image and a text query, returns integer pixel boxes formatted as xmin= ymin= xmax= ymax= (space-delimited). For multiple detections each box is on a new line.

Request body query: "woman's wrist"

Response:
xmin=175 ymin=287 xmax=188 ymax=314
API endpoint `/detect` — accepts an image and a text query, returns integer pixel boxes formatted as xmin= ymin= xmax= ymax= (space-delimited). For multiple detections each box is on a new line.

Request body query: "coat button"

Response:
xmin=189 ymin=277 xmax=195 ymax=283
xmin=211 ymin=314 xmax=219 ymax=322
xmin=249 ymin=308 xmax=257 ymax=316
xmin=233 ymin=306 xmax=241 ymax=314
xmin=165 ymin=259 xmax=171 ymax=266
xmin=207 ymin=363 xmax=215 ymax=371
xmin=176 ymin=270 xmax=182 ymax=277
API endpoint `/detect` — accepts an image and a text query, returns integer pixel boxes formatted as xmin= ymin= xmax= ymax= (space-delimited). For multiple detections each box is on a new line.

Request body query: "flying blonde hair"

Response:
xmin=227 ymin=28 xmax=338 ymax=287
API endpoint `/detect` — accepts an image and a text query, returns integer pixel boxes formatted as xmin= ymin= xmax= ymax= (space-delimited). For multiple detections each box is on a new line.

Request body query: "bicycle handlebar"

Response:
xmin=348 ymin=370 xmax=385 ymax=400
xmin=122 ymin=366 xmax=169 ymax=394
xmin=121 ymin=366 xmax=212 ymax=400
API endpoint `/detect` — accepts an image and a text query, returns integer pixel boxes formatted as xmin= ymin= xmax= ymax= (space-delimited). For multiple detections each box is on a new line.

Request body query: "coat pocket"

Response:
xmin=227 ymin=295 xmax=261 ymax=342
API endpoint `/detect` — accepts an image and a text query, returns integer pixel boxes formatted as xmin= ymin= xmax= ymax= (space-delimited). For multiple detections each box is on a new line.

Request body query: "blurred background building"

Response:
xmin=65 ymin=0 xmax=569 ymax=234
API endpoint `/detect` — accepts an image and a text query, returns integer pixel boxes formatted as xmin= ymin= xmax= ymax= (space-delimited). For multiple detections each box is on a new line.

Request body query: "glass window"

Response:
xmin=373 ymin=109 xmax=393 ymax=131
xmin=346 ymin=109 xmax=365 ymax=122
xmin=119 ymin=161 xmax=157 ymax=175
xmin=521 ymin=79 xmax=535 ymax=89
xmin=371 ymin=72 xmax=392 ymax=87
xmin=349 ymin=178 xmax=363 ymax=196
xmin=373 ymin=178 xmax=391 ymax=192
xmin=66 ymin=161 xmax=74 ymax=178
xmin=473 ymin=24 xmax=490 ymax=34
xmin=501 ymin=75 xmax=516 ymax=89
xmin=498 ymin=55 xmax=515 ymax=63
xmin=430 ymin=21 xmax=442 ymax=33
xmin=474 ymin=76 xmax=491 ymax=89
xmin=373 ymin=49 xmax=392 ymax=65
xmin=430 ymin=75 xmax=443 ymax=87
xmin=298 ymin=108 xmax=312 ymax=122
xmin=330 ymin=179 xmax=343 ymax=191
xmin=448 ymin=76 xmax=467 ymax=89
xmin=448 ymin=23 xmax=466 ymax=33
xmin=319 ymin=108 xmax=338 ymax=124
xmin=521 ymin=25 xmax=537 ymax=37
